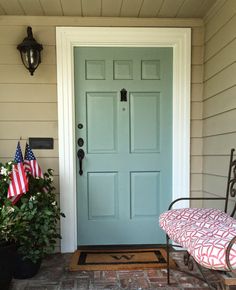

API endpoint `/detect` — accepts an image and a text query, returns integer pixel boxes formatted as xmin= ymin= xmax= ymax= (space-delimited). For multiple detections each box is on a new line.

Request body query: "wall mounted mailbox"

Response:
xmin=29 ymin=138 xmax=54 ymax=149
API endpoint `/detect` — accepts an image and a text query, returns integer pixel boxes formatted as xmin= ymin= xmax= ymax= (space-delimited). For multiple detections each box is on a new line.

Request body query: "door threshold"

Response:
xmin=77 ymin=244 xmax=166 ymax=250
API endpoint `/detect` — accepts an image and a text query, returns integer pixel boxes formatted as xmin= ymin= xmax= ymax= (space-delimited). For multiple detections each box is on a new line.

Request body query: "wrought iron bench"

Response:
xmin=159 ymin=148 xmax=236 ymax=290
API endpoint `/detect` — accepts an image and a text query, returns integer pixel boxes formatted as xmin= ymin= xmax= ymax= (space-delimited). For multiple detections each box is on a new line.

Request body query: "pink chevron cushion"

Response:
xmin=159 ymin=208 xmax=236 ymax=270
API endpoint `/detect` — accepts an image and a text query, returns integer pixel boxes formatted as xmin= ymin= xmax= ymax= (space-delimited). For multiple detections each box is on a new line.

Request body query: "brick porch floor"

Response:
xmin=10 ymin=251 xmax=234 ymax=290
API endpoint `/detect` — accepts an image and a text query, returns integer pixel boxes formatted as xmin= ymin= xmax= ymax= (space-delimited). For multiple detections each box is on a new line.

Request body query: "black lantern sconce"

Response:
xmin=17 ymin=26 xmax=43 ymax=76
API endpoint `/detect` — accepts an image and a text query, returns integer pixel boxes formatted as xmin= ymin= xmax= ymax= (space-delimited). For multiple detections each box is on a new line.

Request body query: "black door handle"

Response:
xmin=77 ymin=149 xmax=85 ymax=175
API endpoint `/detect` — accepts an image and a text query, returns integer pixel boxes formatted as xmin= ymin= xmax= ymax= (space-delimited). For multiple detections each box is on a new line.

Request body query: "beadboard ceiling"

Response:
xmin=0 ymin=0 xmax=217 ymax=18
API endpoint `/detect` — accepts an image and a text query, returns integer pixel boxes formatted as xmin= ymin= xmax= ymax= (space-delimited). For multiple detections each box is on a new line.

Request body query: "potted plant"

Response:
xmin=0 ymin=161 xmax=24 ymax=289
xmin=1 ymin=141 xmax=65 ymax=280
xmin=0 ymin=159 xmax=65 ymax=280
xmin=0 ymin=203 xmax=18 ymax=289
xmin=13 ymin=168 xmax=65 ymax=279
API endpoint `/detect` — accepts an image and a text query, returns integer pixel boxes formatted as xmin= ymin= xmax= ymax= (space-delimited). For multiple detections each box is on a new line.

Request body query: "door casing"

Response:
xmin=56 ymin=27 xmax=191 ymax=253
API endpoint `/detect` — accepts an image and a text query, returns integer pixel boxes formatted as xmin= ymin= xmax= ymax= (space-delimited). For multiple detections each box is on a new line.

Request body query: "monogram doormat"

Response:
xmin=69 ymin=248 xmax=175 ymax=271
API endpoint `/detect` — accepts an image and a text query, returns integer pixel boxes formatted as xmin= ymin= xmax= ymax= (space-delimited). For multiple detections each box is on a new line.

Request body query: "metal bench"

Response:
xmin=159 ymin=148 xmax=236 ymax=290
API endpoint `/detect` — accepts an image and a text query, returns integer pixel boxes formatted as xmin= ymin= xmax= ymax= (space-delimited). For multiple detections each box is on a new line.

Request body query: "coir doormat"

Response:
xmin=69 ymin=248 xmax=176 ymax=271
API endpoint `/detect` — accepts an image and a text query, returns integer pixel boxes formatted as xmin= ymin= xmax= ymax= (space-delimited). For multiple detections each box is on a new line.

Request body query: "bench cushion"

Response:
xmin=159 ymin=208 xmax=236 ymax=270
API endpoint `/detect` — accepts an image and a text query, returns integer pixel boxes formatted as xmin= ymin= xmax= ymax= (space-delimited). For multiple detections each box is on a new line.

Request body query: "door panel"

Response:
xmin=88 ymin=172 xmax=118 ymax=219
xmin=87 ymin=92 xmax=118 ymax=153
xmin=141 ymin=60 xmax=160 ymax=80
xmin=130 ymin=171 xmax=160 ymax=218
xmin=74 ymin=47 xmax=173 ymax=245
xmin=114 ymin=60 xmax=133 ymax=79
xmin=130 ymin=92 xmax=160 ymax=153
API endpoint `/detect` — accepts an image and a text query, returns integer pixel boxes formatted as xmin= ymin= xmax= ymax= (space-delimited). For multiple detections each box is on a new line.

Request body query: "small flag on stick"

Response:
xmin=8 ymin=142 xmax=28 ymax=204
xmin=24 ymin=143 xmax=43 ymax=178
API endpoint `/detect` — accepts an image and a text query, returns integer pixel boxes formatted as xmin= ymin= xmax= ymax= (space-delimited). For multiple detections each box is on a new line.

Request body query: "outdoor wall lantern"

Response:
xmin=17 ymin=26 xmax=43 ymax=76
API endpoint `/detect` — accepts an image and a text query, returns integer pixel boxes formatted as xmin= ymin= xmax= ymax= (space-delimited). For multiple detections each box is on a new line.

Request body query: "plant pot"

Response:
xmin=0 ymin=241 xmax=16 ymax=290
xmin=13 ymin=254 xmax=41 ymax=279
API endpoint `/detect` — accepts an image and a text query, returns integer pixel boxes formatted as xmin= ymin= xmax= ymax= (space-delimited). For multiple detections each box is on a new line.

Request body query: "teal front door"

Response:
xmin=74 ymin=47 xmax=173 ymax=246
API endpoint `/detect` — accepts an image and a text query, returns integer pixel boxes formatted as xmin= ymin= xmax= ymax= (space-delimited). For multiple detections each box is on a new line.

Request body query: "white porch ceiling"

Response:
xmin=0 ymin=0 xmax=217 ymax=18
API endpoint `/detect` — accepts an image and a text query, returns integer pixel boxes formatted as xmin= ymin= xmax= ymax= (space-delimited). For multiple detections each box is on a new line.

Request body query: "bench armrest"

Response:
xmin=168 ymin=197 xmax=227 ymax=210
xmin=226 ymin=236 xmax=236 ymax=271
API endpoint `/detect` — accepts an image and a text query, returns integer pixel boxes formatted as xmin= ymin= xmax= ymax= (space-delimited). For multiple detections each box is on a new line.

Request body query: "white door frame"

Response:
xmin=56 ymin=27 xmax=191 ymax=253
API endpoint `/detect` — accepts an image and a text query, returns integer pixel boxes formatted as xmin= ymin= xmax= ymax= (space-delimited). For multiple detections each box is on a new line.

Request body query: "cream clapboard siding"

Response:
xmin=191 ymin=26 xmax=204 ymax=208
xmin=202 ymin=0 xmax=236 ymax=210
xmin=0 ymin=16 xmax=204 ymax=250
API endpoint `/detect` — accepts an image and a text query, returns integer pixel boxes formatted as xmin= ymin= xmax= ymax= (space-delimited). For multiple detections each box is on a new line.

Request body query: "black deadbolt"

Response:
xmin=77 ymin=138 xmax=84 ymax=147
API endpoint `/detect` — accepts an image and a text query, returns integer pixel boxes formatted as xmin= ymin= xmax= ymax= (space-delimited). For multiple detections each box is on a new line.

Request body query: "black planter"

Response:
xmin=0 ymin=241 xmax=16 ymax=290
xmin=13 ymin=255 xmax=41 ymax=279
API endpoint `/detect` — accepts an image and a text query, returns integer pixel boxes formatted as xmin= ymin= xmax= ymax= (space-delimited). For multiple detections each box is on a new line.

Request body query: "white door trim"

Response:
xmin=56 ymin=27 xmax=191 ymax=253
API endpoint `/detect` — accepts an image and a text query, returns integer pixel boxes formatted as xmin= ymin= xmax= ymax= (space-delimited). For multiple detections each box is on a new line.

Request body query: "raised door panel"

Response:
xmin=88 ymin=172 xmax=118 ymax=219
xmin=130 ymin=92 xmax=160 ymax=153
xmin=130 ymin=172 xmax=160 ymax=218
xmin=87 ymin=92 xmax=118 ymax=153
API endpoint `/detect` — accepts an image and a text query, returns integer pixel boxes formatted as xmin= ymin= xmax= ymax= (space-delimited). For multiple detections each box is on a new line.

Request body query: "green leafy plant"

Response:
xmin=0 ymin=163 xmax=65 ymax=263
xmin=0 ymin=203 xmax=21 ymax=245
xmin=15 ymin=169 xmax=65 ymax=263
xmin=0 ymin=161 xmax=21 ymax=244
xmin=0 ymin=161 xmax=13 ymax=206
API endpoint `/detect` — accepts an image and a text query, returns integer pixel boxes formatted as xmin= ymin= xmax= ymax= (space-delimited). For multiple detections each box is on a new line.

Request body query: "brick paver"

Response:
xmin=10 ymin=251 xmax=228 ymax=290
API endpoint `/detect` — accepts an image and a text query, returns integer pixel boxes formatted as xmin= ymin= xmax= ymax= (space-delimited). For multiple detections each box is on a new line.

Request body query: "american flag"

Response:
xmin=8 ymin=142 xmax=28 ymax=204
xmin=24 ymin=143 xmax=43 ymax=178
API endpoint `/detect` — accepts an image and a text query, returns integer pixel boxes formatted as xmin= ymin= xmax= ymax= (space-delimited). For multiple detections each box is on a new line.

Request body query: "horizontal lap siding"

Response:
xmin=0 ymin=16 xmax=204 ymax=249
xmin=0 ymin=139 xmax=58 ymax=158
xmin=0 ymin=21 xmax=60 ymax=251
xmin=203 ymin=1 xmax=236 ymax=209
xmin=0 ymin=84 xmax=57 ymax=102
xmin=190 ymin=26 xmax=204 ymax=208
xmin=0 ymin=22 xmax=58 ymax=174
xmin=0 ymin=121 xmax=58 ymax=139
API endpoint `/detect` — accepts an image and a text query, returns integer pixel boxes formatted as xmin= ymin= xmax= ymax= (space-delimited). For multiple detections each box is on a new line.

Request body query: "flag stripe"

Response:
xmin=18 ymin=163 xmax=28 ymax=192
xmin=7 ymin=142 xmax=28 ymax=204
xmin=24 ymin=143 xmax=43 ymax=178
